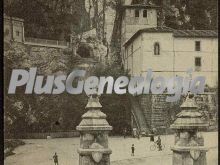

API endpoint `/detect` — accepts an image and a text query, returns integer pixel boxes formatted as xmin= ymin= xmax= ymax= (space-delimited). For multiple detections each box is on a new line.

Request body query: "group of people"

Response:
xmin=150 ymin=130 xmax=162 ymax=151
xmin=52 ymin=129 xmax=162 ymax=164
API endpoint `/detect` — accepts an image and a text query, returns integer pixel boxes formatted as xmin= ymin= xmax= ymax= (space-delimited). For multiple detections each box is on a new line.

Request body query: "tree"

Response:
xmin=109 ymin=0 xmax=123 ymax=64
xmin=4 ymin=0 xmax=90 ymax=40
xmin=161 ymin=0 xmax=218 ymax=30
xmin=92 ymin=62 xmax=132 ymax=135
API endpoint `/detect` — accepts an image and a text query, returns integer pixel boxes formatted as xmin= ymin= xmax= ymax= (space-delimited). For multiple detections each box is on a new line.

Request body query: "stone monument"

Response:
xmin=76 ymin=95 xmax=112 ymax=165
xmin=170 ymin=93 xmax=209 ymax=165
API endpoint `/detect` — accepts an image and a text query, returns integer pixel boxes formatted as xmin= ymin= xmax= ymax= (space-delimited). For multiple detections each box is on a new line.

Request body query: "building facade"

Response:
xmin=122 ymin=5 xmax=218 ymax=88
xmin=121 ymin=5 xmax=159 ymax=45
xmin=123 ymin=28 xmax=218 ymax=87
xmin=121 ymin=1 xmax=218 ymax=134
xmin=4 ymin=14 xmax=25 ymax=43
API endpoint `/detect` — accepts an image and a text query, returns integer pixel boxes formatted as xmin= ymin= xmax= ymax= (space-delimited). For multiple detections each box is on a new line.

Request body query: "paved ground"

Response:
xmin=5 ymin=132 xmax=218 ymax=165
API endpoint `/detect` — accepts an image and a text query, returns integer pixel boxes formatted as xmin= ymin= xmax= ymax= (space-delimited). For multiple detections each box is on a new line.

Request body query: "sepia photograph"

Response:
xmin=3 ymin=0 xmax=218 ymax=165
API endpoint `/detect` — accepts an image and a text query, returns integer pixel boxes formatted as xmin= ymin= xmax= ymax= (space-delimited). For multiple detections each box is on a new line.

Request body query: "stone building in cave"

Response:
xmin=4 ymin=14 xmax=25 ymax=43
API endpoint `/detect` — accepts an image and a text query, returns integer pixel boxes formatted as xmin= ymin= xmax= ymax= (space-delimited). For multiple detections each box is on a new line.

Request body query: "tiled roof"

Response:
xmin=138 ymin=26 xmax=174 ymax=32
xmin=173 ymin=30 xmax=218 ymax=38
xmin=122 ymin=4 xmax=160 ymax=9
xmin=124 ymin=26 xmax=174 ymax=47
xmin=4 ymin=14 xmax=24 ymax=22
xmin=124 ymin=27 xmax=218 ymax=47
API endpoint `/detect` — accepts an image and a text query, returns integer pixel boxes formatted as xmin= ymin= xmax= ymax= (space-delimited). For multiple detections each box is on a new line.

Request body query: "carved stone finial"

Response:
xmin=77 ymin=96 xmax=112 ymax=165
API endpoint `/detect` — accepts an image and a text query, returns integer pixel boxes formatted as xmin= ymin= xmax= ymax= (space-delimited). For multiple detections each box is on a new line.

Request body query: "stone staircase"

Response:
xmin=130 ymin=96 xmax=151 ymax=135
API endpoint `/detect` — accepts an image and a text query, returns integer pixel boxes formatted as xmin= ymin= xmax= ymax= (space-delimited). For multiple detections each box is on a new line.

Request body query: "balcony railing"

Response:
xmin=25 ymin=37 xmax=69 ymax=48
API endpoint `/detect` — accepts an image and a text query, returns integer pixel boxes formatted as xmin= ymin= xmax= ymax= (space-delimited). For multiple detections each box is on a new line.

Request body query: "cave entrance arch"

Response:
xmin=77 ymin=44 xmax=91 ymax=58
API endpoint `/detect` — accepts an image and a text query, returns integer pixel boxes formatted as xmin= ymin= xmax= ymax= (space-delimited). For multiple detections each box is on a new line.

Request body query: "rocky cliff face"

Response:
xmin=5 ymin=36 xmax=108 ymax=74
xmin=78 ymin=30 xmax=108 ymax=63
xmin=4 ymin=40 xmax=131 ymax=136
xmin=4 ymin=42 xmax=71 ymax=75
xmin=4 ymin=41 xmax=88 ymax=135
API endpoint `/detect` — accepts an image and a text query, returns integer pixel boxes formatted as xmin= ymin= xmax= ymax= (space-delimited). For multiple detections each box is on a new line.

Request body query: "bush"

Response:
xmin=4 ymin=139 xmax=25 ymax=158
xmin=92 ymin=63 xmax=132 ymax=135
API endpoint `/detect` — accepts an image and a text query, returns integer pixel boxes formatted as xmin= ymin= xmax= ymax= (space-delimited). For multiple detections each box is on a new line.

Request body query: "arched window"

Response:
xmin=154 ymin=42 xmax=160 ymax=55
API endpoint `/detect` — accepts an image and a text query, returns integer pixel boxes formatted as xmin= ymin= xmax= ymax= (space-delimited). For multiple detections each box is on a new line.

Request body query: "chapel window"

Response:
xmin=143 ymin=10 xmax=147 ymax=17
xmin=195 ymin=41 xmax=201 ymax=51
xmin=195 ymin=57 xmax=201 ymax=71
xmin=154 ymin=42 xmax=160 ymax=55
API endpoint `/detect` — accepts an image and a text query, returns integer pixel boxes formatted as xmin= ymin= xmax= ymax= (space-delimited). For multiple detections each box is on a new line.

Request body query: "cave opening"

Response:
xmin=77 ymin=45 xmax=91 ymax=58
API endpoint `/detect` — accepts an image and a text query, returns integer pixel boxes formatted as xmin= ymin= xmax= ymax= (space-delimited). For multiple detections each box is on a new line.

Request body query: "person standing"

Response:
xmin=53 ymin=152 xmax=59 ymax=165
xmin=150 ymin=129 xmax=154 ymax=142
xmin=133 ymin=128 xmax=137 ymax=138
xmin=137 ymin=131 xmax=140 ymax=139
xmin=123 ymin=128 xmax=127 ymax=138
xmin=131 ymin=144 xmax=135 ymax=156
xmin=156 ymin=136 xmax=162 ymax=151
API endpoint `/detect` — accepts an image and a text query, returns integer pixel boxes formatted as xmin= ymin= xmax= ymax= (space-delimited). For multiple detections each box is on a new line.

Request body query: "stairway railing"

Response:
xmin=129 ymin=95 xmax=150 ymax=135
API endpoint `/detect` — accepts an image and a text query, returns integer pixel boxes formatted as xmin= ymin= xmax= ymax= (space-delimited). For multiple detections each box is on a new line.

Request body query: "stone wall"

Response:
xmin=138 ymin=95 xmax=152 ymax=126
xmin=151 ymin=94 xmax=170 ymax=129
xmin=139 ymin=94 xmax=176 ymax=134
xmin=137 ymin=93 xmax=217 ymax=134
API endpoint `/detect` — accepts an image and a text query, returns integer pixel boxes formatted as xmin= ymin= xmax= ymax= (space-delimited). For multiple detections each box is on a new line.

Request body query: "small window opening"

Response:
xmin=4 ymin=28 xmax=9 ymax=36
xmin=154 ymin=42 xmax=160 ymax=55
xmin=195 ymin=57 xmax=201 ymax=71
xmin=195 ymin=41 xmax=201 ymax=51
xmin=143 ymin=10 xmax=147 ymax=17
xmin=16 ymin=31 xmax=20 ymax=36
xmin=135 ymin=10 xmax=139 ymax=17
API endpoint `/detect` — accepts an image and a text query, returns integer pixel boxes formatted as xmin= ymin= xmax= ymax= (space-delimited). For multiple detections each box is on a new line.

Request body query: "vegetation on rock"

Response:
xmin=4 ymin=139 xmax=25 ymax=158
xmin=4 ymin=42 xmax=131 ymax=137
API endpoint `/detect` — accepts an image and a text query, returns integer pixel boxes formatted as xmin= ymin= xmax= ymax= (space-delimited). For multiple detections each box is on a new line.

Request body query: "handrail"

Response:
xmin=25 ymin=37 xmax=68 ymax=46
xmin=130 ymin=95 xmax=150 ymax=134
xmin=131 ymin=110 xmax=141 ymax=134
